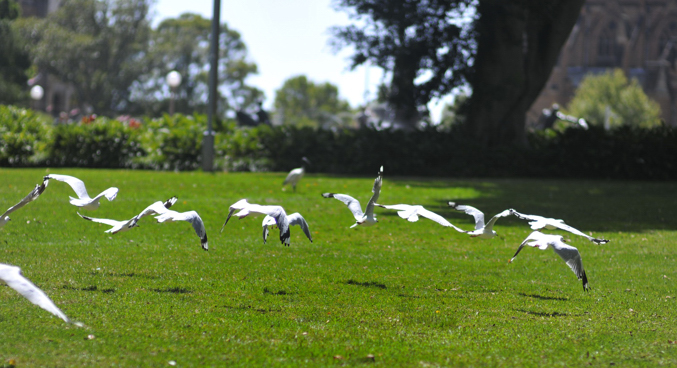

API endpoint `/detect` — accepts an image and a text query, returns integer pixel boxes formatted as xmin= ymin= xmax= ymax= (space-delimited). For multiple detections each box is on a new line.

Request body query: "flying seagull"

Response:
xmin=375 ymin=203 xmax=467 ymax=232
xmin=44 ymin=174 xmax=118 ymax=210
xmin=77 ymin=197 xmax=178 ymax=234
xmin=0 ymin=263 xmax=72 ymax=323
xmin=1 ymin=178 xmax=49 ymax=228
xmin=509 ymin=231 xmax=589 ymax=291
xmin=283 ymin=157 xmax=311 ymax=192
xmin=155 ymin=209 xmax=208 ymax=251
xmin=262 ymin=213 xmax=313 ymax=245
xmin=322 ymin=166 xmax=383 ymax=228
xmin=448 ymin=202 xmax=512 ymax=239
xmin=222 ymin=199 xmax=301 ymax=246
xmin=510 ymin=209 xmax=609 ymax=244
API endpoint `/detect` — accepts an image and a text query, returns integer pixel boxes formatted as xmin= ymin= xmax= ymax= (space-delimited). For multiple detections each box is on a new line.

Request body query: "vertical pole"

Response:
xmin=203 ymin=0 xmax=221 ymax=172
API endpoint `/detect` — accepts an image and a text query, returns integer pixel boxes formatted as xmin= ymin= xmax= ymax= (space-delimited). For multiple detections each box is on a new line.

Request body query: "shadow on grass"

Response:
xmin=515 ymin=308 xmax=579 ymax=317
xmin=151 ymin=287 xmax=192 ymax=294
xmin=518 ymin=292 xmax=569 ymax=301
xmin=345 ymin=279 xmax=387 ymax=289
xmin=88 ymin=271 xmax=159 ymax=279
xmin=222 ymin=304 xmax=282 ymax=313
xmin=62 ymin=285 xmax=115 ymax=293
xmin=263 ymin=287 xmax=289 ymax=296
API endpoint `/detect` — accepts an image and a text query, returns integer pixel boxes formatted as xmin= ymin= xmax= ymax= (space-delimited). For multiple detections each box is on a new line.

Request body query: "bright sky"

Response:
xmin=152 ymin=0 xmax=453 ymax=121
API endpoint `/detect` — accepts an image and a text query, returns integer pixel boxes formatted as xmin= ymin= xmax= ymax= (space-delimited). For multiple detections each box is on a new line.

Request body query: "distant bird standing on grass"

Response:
xmin=322 ymin=166 xmax=383 ymax=228
xmin=77 ymin=196 xmax=178 ymax=234
xmin=510 ymin=209 xmax=609 ymax=244
xmin=0 ymin=263 xmax=73 ymax=323
xmin=45 ymin=174 xmax=118 ymax=210
xmin=262 ymin=213 xmax=313 ymax=244
xmin=448 ymin=202 xmax=512 ymax=239
xmin=283 ymin=157 xmax=311 ymax=192
xmin=1 ymin=178 xmax=49 ymax=228
xmin=154 ymin=209 xmax=208 ymax=251
xmin=509 ymin=231 xmax=589 ymax=291
xmin=375 ymin=203 xmax=467 ymax=232
xmin=222 ymin=199 xmax=307 ymax=246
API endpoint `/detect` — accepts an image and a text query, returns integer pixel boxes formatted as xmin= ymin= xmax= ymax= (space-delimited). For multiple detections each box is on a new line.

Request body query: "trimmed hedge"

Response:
xmin=1 ymin=105 xmax=676 ymax=180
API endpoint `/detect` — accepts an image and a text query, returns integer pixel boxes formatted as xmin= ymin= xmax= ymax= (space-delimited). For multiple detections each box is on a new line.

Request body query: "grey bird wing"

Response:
xmin=364 ymin=166 xmax=383 ymax=218
xmin=91 ymin=187 xmax=119 ymax=202
xmin=509 ymin=231 xmax=545 ymax=263
xmin=288 ymin=212 xmax=312 ymax=242
xmin=0 ymin=263 xmax=71 ymax=323
xmin=77 ymin=212 xmax=126 ymax=228
xmin=417 ymin=206 xmax=467 ymax=232
xmin=512 ymin=210 xmax=609 ymax=244
xmin=449 ymin=202 xmax=485 ymax=230
xmin=45 ymin=174 xmax=90 ymax=199
xmin=551 ymin=240 xmax=589 ymax=291
xmin=180 ymin=211 xmax=208 ymax=251
xmin=323 ymin=193 xmax=364 ymax=221
xmin=483 ymin=209 xmax=512 ymax=232
xmin=1 ymin=179 xmax=49 ymax=219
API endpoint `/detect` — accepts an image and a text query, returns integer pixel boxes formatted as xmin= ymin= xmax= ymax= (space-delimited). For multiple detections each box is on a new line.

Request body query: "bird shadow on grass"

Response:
xmin=344 ymin=279 xmax=387 ymax=289
xmin=514 ymin=308 xmax=576 ymax=317
xmin=151 ymin=287 xmax=192 ymax=294
xmin=518 ymin=292 xmax=569 ymax=301
xmin=221 ymin=304 xmax=282 ymax=314
xmin=263 ymin=287 xmax=290 ymax=296
xmin=87 ymin=270 xmax=159 ymax=280
xmin=62 ymin=285 xmax=115 ymax=293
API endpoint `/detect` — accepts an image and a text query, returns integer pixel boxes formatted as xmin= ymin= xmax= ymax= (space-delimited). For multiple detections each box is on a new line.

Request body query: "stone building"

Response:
xmin=17 ymin=0 xmax=74 ymax=117
xmin=528 ymin=0 xmax=677 ymax=127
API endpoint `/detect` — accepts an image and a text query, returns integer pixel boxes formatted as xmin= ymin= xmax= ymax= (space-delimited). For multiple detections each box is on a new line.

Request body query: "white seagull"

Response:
xmin=222 ymin=199 xmax=299 ymax=246
xmin=509 ymin=231 xmax=589 ymax=291
xmin=45 ymin=174 xmax=118 ymax=210
xmin=322 ymin=166 xmax=383 ymax=228
xmin=77 ymin=196 xmax=178 ymax=234
xmin=262 ymin=213 xmax=313 ymax=245
xmin=0 ymin=263 xmax=72 ymax=323
xmin=283 ymin=157 xmax=311 ymax=192
xmin=1 ymin=178 xmax=49 ymax=228
xmin=510 ymin=209 xmax=609 ymax=244
xmin=155 ymin=209 xmax=208 ymax=250
xmin=448 ymin=202 xmax=512 ymax=239
xmin=376 ymin=203 xmax=467 ymax=232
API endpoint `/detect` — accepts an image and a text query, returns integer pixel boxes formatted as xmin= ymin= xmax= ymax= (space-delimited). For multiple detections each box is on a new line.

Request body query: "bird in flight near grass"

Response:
xmin=222 ymin=199 xmax=309 ymax=246
xmin=45 ymin=174 xmax=118 ymax=210
xmin=448 ymin=202 xmax=512 ymax=239
xmin=510 ymin=209 xmax=609 ymax=244
xmin=322 ymin=166 xmax=383 ymax=229
xmin=376 ymin=203 xmax=467 ymax=232
xmin=509 ymin=230 xmax=589 ymax=291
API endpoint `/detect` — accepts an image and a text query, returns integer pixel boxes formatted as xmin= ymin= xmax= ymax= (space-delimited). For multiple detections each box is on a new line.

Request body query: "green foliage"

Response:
xmin=564 ymin=69 xmax=662 ymax=128
xmin=2 ymin=169 xmax=677 ymax=366
xmin=15 ymin=0 xmax=153 ymax=115
xmin=137 ymin=114 xmax=206 ymax=171
xmin=133 ymin=13 xmax=261 ymax=117
xmin=273 ymin=75 xmax=353 ymax=128
xmin=48 ymin=117 xmax=144 ymax=168
xmin=0 ymin=105 xmax=52 ymax=165
xmin=0 ymin=0 xmax=30 ymax=104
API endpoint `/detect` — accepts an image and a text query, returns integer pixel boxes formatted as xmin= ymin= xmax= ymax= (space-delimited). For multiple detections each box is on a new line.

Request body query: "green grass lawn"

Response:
xmin=1 ymin=168 xmax=676 ymax=367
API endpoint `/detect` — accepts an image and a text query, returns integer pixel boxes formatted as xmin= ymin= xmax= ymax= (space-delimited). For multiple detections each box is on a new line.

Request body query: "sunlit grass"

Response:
xmin=1 ymin=168 xmax=676 ymax=367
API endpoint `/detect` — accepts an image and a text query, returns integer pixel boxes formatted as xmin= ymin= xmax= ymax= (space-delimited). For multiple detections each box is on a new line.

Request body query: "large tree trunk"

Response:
xmin=389 ymin=53 xmax=421 ymax=130
xmin=467 ymin=0 xmax=584 ymax=147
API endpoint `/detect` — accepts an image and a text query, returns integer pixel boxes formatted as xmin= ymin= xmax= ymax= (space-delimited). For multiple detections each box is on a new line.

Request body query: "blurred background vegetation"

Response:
xmin=1 ymin=0 xmax=676 ymax=178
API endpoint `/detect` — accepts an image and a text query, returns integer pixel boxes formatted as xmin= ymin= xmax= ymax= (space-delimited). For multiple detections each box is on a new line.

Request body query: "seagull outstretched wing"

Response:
xmin=322 ymin=193 xmax=364 ymax=221
xmin=288 ymin=213 xmax=312 ymax=242
xmin=129 ymin=196 xmax=177 ymax=228
xmin=377 ymin=204 xmax=467 ymax=232
xmin=1 ymin=179 xmax=49 ymax=227
xmin=0 ymin=263 xmax=71 ymax=323
xmin=78 ymin=212 xmax=133 ymax=234
xmin=46 ymin=174 xmax=118 ymax=209
xmin=510 ymin=209 xmax=609 ymax=244
xmin=448 ymin=202 xmax=485 ymax=230
xmin=364 ymin=166 xmax=383 ymax=219
xmin=155 ymin=210 xmax=208 ymax=250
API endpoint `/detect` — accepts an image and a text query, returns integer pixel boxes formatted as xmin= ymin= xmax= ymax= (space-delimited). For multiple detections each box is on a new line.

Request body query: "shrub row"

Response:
xmin=2 ymin=105 xmax=677 ymax=180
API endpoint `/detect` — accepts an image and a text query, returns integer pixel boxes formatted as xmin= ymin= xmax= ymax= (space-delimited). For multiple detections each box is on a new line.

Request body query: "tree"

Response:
xmin=331 ymin=0 xmax=475 ymax=130
xmin=132 ymin=13 xmax=261 ymax=117
xmin=16 ymin=0 xmax=152 ymax=115
xmin=563 ymin=69 xmax=661 ymax=129
xmin=273 ymin=75 xmax=353 ymax=128
xmin=0 ymin=0 xmax=30 ymax=104
xmin=465 ymin=0 xmax=585 ymax=147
